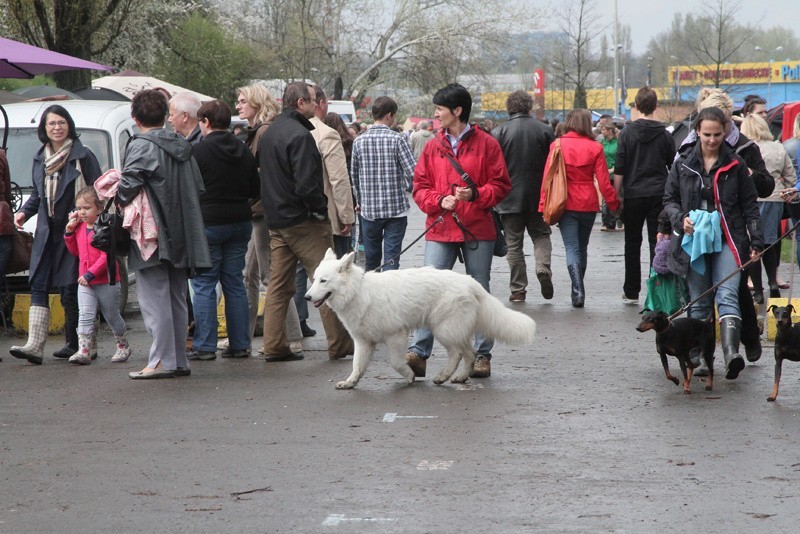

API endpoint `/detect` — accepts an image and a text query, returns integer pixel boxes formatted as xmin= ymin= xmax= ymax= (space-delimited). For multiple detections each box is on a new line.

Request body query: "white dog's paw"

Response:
xmin=335 ymin=380 xmax=356 ymax=389
xmin=450 ymin=373 xmax=469 ymax=383
xmin=432 ymin=373 xmax=450 ymax=385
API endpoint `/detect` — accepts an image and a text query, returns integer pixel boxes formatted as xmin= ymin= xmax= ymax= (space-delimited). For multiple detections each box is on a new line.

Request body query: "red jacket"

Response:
xmin=539 ymin=132 xmax=619 ymax=213
xmin=413 ymin=126 xmax=511 ymax=242
xmin=64 ymin=222 xmax=120 ymax=285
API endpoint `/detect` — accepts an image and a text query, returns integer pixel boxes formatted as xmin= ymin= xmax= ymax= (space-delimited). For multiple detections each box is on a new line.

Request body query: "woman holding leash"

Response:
xmin=663 ymin=106 xmax=764 ymax=380
xmin=405 ymin=83 xmax=511 ymax=379
xmin=540 ymin=108 xmax=619 ymax=308
xmin=10 ymin=105 xmax=101 ymax=365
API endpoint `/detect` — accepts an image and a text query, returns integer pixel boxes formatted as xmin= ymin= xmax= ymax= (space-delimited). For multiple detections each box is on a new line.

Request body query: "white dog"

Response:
xmin=305 ymin=249 xmax=537 ymax=389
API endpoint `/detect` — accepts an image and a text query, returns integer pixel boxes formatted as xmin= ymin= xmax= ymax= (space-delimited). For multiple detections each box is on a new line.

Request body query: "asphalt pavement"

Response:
xmin=3 ymin=206 xmax=800 ymax=533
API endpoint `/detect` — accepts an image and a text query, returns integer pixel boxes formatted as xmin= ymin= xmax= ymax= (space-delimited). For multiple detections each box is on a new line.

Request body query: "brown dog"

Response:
xmin=636 ymin=310 xmax=715 ymax=394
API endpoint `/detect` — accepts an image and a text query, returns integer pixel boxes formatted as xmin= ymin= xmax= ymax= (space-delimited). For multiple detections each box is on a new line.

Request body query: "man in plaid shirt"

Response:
xmin=350 ymin=96 xmax=416 ymax=271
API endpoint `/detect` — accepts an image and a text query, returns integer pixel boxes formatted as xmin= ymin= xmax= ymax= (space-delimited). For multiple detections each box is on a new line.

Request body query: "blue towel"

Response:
xmin=681 ymin=210 xmax=722 ymax=275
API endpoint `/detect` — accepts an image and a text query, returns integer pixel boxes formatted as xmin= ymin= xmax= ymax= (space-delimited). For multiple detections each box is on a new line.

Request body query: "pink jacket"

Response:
xmin=64 ymin=222 xmax=120 ymax=284
xmin=94 ymin=169 xmax=158 ymax=260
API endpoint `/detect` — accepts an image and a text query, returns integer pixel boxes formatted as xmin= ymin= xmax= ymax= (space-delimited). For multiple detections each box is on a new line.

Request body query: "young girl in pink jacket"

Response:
xmin=64 ymin=186 xmax=130 ymax=364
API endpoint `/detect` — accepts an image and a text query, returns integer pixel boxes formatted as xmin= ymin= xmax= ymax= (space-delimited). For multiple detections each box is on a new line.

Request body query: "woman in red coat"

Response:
xmin=540 ymin=109 xmax=619 ymax=307
xmin=406 ymin=83 xmax=511 ymax=378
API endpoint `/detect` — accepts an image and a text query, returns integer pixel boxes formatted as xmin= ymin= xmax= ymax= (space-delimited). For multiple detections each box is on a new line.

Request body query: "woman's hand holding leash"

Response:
xmin=683 ymin=216 xmax=694 ymax=235
xmin=441 ymin=195 xmax=458 ymax=210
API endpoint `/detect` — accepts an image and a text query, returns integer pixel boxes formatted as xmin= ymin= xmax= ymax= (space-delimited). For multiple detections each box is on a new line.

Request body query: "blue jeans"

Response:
xmin=360 ymin=215 xmax=408 ymax=271
xmin=408 ymin=240 xmax=495 ymax=359
xmin=687 ymin=244 xmax=741 ymax=320
xmin=558 ymin=211 xmax=597 ymax=269
xmin=759 ymin=201 xmax=783 ymax=244
xmin=191 ymin=221 xmax=252 ymax=352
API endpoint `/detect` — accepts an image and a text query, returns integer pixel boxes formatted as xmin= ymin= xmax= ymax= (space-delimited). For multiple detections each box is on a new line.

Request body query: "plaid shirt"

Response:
xmin=351 ymin=124 xmax=416 ymax=220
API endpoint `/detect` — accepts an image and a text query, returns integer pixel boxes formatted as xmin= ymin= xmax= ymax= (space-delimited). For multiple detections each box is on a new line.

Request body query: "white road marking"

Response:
xmin=322 ymin=514 xmax=398 ymax=526
xmin=416 ymin=460 xmax=454 ymax=470
xmin=382 ymin=413 xmax=438 ymax=422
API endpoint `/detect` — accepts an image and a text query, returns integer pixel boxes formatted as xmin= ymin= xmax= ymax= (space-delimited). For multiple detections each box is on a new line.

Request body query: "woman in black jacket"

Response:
xmin=664 ymin=107 xmax=763 ymax=380
xmin=189 ymin=100 xmax=260 ymax=360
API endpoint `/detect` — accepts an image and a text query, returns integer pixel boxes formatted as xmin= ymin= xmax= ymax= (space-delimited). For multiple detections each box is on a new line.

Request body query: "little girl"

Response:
xmin=64 ymin=186 xmax=130 ymax=365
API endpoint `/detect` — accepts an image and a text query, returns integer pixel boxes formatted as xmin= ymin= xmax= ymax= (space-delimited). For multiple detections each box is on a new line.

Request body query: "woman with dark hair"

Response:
xmin=118 ymin=89 xmax=211 ymax=379
xmin=404 ymin=83 xmax=511 ymax=379
xmin=187 ymin=100 xmax=259 ymax=360
xmin=324 ymin=111 xmax=354 ymax=170
xmin=10 ymin=105 xmax=101 ymax=365
xmin=663 ymin=106 xmax=763 ymax=381
xmin=539 ymin=108 xmax=619 ymax=308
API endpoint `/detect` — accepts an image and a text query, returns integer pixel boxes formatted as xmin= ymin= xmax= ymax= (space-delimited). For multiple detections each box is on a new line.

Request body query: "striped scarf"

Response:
xmin=43 ymin=139 xmax=84 ymax=218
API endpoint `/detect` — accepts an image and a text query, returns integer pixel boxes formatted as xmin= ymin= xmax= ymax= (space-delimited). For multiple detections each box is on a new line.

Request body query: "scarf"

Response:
xmin=43 ymin=139 xmax=84 ymax=218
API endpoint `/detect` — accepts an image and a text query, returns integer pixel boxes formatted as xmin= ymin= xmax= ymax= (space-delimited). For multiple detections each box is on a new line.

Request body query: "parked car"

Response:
xmin=327 ymin=100 xmax=357 ymax=126
xmin=0 ymin=100 xmax=137 ymax=310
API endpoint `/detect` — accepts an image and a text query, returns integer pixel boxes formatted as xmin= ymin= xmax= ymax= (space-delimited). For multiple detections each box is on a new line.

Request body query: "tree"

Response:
xmin=551 ymin=0 xmax=608 ymax=109
xmin=215 ymin=0 xmax=524 ymax=101
xmin=153 ymin=12 xmax=256 ymax=101
xmin=0 ymin=0 xmax=200 ymax=89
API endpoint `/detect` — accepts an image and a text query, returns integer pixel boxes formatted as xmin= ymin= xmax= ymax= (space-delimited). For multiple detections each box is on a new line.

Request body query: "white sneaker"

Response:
xmin=217 ymin=338 xmax=230 ymax=350
xmin=622 ymin=294 xmax=639 ymax=305
xmin=289 ymin=340 xmax=303 ymax=353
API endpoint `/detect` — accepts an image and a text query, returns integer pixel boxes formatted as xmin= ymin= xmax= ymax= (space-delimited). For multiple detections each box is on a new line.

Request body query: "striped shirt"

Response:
xmin=351 ymin=124 xmax=416 ymax=220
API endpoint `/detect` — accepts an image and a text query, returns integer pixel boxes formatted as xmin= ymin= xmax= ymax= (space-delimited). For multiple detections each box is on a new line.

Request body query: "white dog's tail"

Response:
xmin=476 ymin=292 xmax=537 ymax=345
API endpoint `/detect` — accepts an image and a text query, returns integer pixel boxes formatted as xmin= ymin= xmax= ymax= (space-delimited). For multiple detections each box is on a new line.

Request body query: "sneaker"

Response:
xmin=217 ymin=338 xmax=230 ymax=350
xmin=289 ymin=340 xmax=303 ymax=353
xmin=186 ymin=350 xmax=217 ymax=361
xmin=509 ymin=290 xmax=526 ymax=302
xmin=405 ymin=352 xmax=426 ymax=377
xmin=622 ymin=294 xmax=639 ymax=305
xmin=537 ymin=272 xmax=554 ymax=300
xmin=470 ymin=355 xmax=491 ymax=378
xmin=220 ymin=347 xmax=250 ymax=359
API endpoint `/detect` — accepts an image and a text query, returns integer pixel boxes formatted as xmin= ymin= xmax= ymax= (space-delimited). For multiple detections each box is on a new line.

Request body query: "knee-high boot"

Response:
xmin=567 ymin=264 xmax=584 ymax=308
xmin=54 ymin=287 xmax=79 ymax=359
xmin=9 ymin=306 xmax=50 ymax=365
xmin=720 ymin=316 xmax=745 ymax=380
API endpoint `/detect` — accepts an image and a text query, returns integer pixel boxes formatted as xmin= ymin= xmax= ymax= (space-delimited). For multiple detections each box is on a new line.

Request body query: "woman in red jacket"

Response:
xmin=405 ymin=83 xmax=511 ymax=379
xmin=540 ymin=109 xmax=619 ymax=307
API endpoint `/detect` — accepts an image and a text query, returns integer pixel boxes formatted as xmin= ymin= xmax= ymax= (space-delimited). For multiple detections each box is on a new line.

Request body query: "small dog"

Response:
xmin=636 ymin=310 xmax=715 ymax=394
xmin=305 ymin=249 xmax=537 ymax=389
xmin=767 ymin=305 xmax=800 ymax=402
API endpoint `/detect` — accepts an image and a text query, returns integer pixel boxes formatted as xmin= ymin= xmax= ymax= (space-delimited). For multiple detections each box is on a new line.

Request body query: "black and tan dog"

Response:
xmin=636 ymin=310 xmax=715 ymax=394
xmin=767 ymin=305 xmax=800 ymax=402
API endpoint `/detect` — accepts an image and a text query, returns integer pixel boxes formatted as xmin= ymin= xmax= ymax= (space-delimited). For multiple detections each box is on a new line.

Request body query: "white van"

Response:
xmin=327 ymin=100 xmax=357 ymax=125
xmin=0 ymin=100 xmax=137 ymax=307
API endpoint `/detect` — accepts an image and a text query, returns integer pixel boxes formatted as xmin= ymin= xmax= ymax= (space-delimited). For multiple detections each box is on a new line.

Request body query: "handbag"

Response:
xmin=91 ymin=199 xmax=130 ymax=285
xmin=6 ymin=229 xmax=33 ymax=274
xmin=441 ymin=147 xmax=507 ymax=257
xmin=541 ymin=138 xmax=568 ymax=225
xmin=644 ymin=269 xmax=688 ymax=315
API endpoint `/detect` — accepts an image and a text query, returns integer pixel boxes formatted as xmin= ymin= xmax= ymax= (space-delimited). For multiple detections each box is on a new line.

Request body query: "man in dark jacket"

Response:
xmin=258 ymin=82 xmax=354 ymax=362
xmin=614 ymin=87 xmax=676 ymax=304
xmin=492 ymin=90 xmax=554 ymax=302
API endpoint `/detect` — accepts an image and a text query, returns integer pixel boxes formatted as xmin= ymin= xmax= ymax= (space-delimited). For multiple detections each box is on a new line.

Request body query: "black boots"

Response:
xmin=720 ymin=316 xmax=745 ymax=380
xmin=567 ymin=264 xmax=584 ymax=308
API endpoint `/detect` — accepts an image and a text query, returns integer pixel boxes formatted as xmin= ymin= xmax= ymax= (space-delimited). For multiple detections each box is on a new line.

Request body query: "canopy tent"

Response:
xmin=92 ymin=75 xmax=213 ymax=101
xmin=0 ymin=36 xmax=112 ymax=79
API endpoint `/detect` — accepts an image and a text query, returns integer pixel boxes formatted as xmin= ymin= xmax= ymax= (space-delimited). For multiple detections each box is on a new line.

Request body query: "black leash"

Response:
xmin=668 ymin=218 xmax=800 ymax=321
xmin=373 ymin=214 xmax=445 ymax=272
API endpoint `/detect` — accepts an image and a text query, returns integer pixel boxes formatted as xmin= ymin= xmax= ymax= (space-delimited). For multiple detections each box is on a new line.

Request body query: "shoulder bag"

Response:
xmin=541 ymin=138 xmax=568 ymax=225
xmin=91 ymin=198 xmax=130 ymax=285
xmin=442 ymin=147 xmax=507 ymax=257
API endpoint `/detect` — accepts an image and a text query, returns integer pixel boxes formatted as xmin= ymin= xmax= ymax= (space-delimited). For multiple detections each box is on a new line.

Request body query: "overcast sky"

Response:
xmin=608 ymin=0 xmax=796 ymax=54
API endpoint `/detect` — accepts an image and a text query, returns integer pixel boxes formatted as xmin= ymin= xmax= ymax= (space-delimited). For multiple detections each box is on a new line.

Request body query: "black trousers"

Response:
xmin=623 ymin=195 xmax=663 ymax=298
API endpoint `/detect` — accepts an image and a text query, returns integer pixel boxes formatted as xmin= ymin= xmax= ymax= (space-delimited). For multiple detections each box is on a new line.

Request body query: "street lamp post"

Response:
xmin=670 ymin=55 xmax=680 ymax=101
xmin=647 ymin=57 xmax=653 ymax=87
xmin=755 ymin=46 xmax=784 ymax=106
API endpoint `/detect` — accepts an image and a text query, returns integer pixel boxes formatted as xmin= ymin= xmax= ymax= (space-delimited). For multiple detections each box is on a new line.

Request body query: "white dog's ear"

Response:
xmin=324 ymin=248 xmax=337 ymax=261
xmin=338 ymin=252 xmax=356 ymax=272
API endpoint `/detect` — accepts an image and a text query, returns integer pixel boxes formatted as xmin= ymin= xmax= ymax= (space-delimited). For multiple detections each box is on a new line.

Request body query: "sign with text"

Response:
xmin=670 ymin=61 xmax=800 ymax=86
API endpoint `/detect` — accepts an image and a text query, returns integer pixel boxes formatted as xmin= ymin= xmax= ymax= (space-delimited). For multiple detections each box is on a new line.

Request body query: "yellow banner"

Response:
xmin=669 ymin=61 xmax=800 ymax=86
